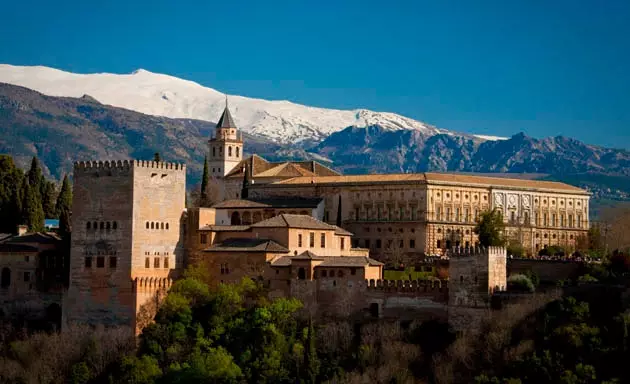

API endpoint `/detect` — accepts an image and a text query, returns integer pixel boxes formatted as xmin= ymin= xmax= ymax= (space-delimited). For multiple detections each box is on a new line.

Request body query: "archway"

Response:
xmin=252 ymin=212 xmax=262 ymax=223
xmin=297 ymin=267 xmax=306 ymax=280
xmin=230 ymin=212 xmax=241 ymax=225
xmin=1 ymin=268 xmax=10 ymax=288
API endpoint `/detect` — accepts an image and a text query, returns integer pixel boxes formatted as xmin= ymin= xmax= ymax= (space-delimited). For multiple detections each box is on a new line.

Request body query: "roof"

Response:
xmin=199 ymin=225 xmax=251 ymax=232
xmin=332 ymin=225 xmax=353 ymax=236
xmin=8 ymin=232 xmax=62 ymax=244
xmin=270 ymin=255 xmax=384 ymax=267
xmin=0 ymin=243 xmax=39 ymax=253
xmin=255 ymin=162 xmax=317 ymax=178
xmin=0 ymin=233 xmax=13 ymax=243
xmin=269 ymin=172 xmax=587 ymax=193
xmin=250 ymin=214 xmax=338 ymax=231
xmin=211 ymin=197 xmax=322 ymax=209
xmin=203 ymin=238 xmax=289 ymax=253
xmin=216 ymin=104 xmax=237 ymax=129
xmin=292 ymin=250 xmax=324 ymax=260
xmin=225 ymin=154 xmax=341 ymax=179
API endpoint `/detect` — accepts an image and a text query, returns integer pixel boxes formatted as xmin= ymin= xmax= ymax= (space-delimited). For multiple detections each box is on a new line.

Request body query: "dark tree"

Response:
xmin=303 ymin=318 xmax=320 ymax=384
xmin=41 ymin=180 xmax=57 ymax=218
xmin=200 ymin=156 xmax=209 ymax=203
xmin=0 ymin=155 xmax=24 ymax=233
xmin=56 ymin=174 xmax=73 ymax=236
xmin=241 ymin=164 xmax=249 ymax=199
xmin=336 ymin=195 xmax=342 ymax=227
xmin=153 ymin=152 xmax=161 ymax=162
xmin=474 ymin=209 xmax=506 ymax=247
xmin=21 ymin=178 xmax=45 ymax=232
xmin=27 ymin=156 xmax=43 ymax=191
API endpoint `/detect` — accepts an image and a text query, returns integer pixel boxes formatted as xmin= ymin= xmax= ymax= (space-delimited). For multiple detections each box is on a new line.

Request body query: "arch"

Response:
xmin=151 ymin=222 xmax=155 ymax=229
xmin=161 ymin=222 xmax=164 ymax=230
xmin=100 ymin=222 xmax=104 ymax=230
xmin=236 ymin=147 xmax=240 ymax=158
xmin=146 ymin=222 xmax=149 ymax=229
xmin=93 ymin=221 xmax=97 ymax=230
xmin=166 ymin=223 xmax=169 ymax=230
xmin=86 ymin=222 xmax=91 ymax=230
xmin=113 ymin=221 xmax=118 ymax=230
xmin=106 ymin=222 xmax=111 ymax=230
xmin=242 ymin=211 xmax=252 ymax=225
xmin=228 ymin=146 xmax=233 ymax=156
xmin=230 ymin=212 xmax=241 ymax=225
xmin=1 ymin=268 xmax=10 ymax=288
xmin=298 ymin=267 xmax=306 ymax=280
xmin=252 ymin=211 xmax=262 ymax=223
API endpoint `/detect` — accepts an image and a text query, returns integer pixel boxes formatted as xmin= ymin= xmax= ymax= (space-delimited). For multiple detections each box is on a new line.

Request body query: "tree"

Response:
xmin=474 ymin=209 xmax=506 ymax=247
xmin=0 ymin=155 xmax=24 ymax=233
xmin=336 ymin=195 xmax=342 ymax=227
xmin=27 ymin=156 xmax=43 ymax=191
xmin=200 ymin=156 xmax=209 ymax=203
xmin=153 ymin=152 xmax=161 ymax=162
xmin=41 ymin=180 xmax=57 ymax=218
xmin=55 ymin=175 xmax=72 ymax=220
xmin=21 ymin=178 xmax=45 ymax=232
xmin=241 ymin=163 xmax=250 ymax=199
xmin=303 ymin=319 xmax=320 ymax=384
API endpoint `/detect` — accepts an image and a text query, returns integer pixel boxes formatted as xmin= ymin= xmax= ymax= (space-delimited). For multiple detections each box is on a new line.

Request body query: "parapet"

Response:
xmin=73 ymin=160 xmax=186 ymax=173
xmin=132 ymin=276 xmax=174 ymax=292
xmin=447 ymin=246 xmax=507 ymax=258
xmin=365 ymin=279 xmax=448 ymax=293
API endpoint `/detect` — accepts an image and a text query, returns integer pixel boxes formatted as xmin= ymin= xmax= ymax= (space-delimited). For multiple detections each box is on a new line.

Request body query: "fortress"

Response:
xmin=0 ymin=102 xmax=590 ymax=333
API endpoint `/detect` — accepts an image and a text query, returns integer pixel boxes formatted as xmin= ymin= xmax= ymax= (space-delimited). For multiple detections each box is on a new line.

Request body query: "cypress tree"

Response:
xmin=153 ymin=152 xmax=161 ymax=162
xmin=241 ymin=164 xmax=249 ymax=199
xmin=59 ymin=207 xmax=71 ymax=237
xmin=0 ymin=155 xmax=24 ymax=233
xmin=55 ymin=174 xmax=72 ymax=235
xmin=22 ymin=179 xmax=45 ymax=232
xmin=41 ymin=180 xmax=57 ymax=218
xmin=200 ymin=156 xmax=209 ymax=203
xmin=303 ymin=318 xmax=319 ymax=384
xmin=336 ymin=195 xmax=342 ymax=227
xmin=27 ymin=156 xmax=43 ymax=192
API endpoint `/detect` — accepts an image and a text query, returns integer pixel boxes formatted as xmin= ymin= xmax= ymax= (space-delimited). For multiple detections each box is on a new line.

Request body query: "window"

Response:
xmin=298 ymin=268 xmax=306 ymax=280
xmin=569 ymin=215 xmax=574 ymax=227
xmin=160 ymin=222 xmax=164 ymax=230
xmin=510 ymin=211 xmax=516 ymax=223
xmin=97 ymin=256 xmax=105 ymax=268
xmin=166 ymin=223 xmax=169 ymax=230
xmin=145 ymin=258 xmax=150 ymax=268
xmin=436 ymin=206 xmax=442 ymax=220
xmin=25 ymin=255 xmax=29 ymax=262
xmin=560 ymin=215 xmax=565 ymax=227
xmin=338 ymin=270 xmax=344 ymax=278
xmin=464 ymin=208 xmax=469 ymax=222
xmin=320 ymin=233 xmax=326 ymax=248
xmin=437 ymin=240 xmax=442 ymax=249
xmin=146 ymin=222 xmax=149 ymax=229
xmin=200 ymin=233 xmax=208 ymax=244
xmin=322 ymin=270 xmax=327 ymax=277
xmin=340 ymin=237 xmax=345 ymax=250
xmin=387 ymin=239 xmax=393 ymax=248
xmin=228 ymin=146 xmax=232 ymax=156
xmin=85 ymin=257 xmax=92 ymax=268
xmin=87 ymin=222 xmax=91 ymax=230
xmin=446 ymin=207 xmax=451 ymax=220
xmin=351 ymin=268 xmax=356 ymax=275
xmin=365 ymin=239 xmax=371 ymax=248
xmin=212 ymin=147 xmax=216 ymax=157
xmin=106 ymin=222 xmax=111 ymax=230
xmin=330 ymin=270 xmax=335 ymax=277
xmin=236 ymin=147 xmax=240 ymax=158
xmin=154 ymin=258 xmax=160 ymax=268
xmin=524 ymin=211 xmax=530 ymax=225
xmin=376 ymin=239 xmax=382 ymax=248
xmin=1 ymin=268 xmax=10 ymax=288
xmin=551 ymin=214 xmax=556 ymax=227
xmin=298 ymin=234 xmax=303 ymax=247
xmin=164 ymin=257 xmax=169 ymax=269
xmin=410 ymin=239 xmax=415 ymax=249
xmin=99 ymin=222 xmax=104 ymax=230
xmin=309 ymin=232 xmax=315 ymax=247
xmin=24 ymin=271 xmax=30 ymax=282
xmin=577 ymin=215 xmax=582 ymax=228
xmin=151 ymin=222 xmax=154 ymax=229
xmin=109 ymin=257 xmax=117 ymax=269
xmin=544 ymin=213 xmax=548 ymax=226
xmin=113 ymin=221 xmax=117 ymax=230
xmin=221 ymin=263 xmax=230 ymax=275
xmin=455 ymin=208 xmax=460 ymax=221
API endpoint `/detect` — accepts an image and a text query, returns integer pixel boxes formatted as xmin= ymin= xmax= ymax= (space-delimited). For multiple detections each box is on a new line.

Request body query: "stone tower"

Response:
xmin=208 ymin=97 xmax=244 ymax=177
xmin=447 ymin=246 xmax=507 ymax=330
xmin=63 ymin=160 xmax=186 ymax=333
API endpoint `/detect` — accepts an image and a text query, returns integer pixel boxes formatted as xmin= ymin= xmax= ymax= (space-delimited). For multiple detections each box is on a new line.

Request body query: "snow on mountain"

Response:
xmin=0 ymin=64 xmax=500 ymax=144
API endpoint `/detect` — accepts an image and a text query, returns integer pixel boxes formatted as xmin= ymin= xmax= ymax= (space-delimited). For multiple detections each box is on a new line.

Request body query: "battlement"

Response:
xmin=73 ymin=160 xmax=186 ymax=172
xmin=447 ymin=246 xmax=507 ymax=258
xmin=132 ymin=277 xmax=174 ymax=292
xmin=365 ymin=278 xmax=448 ymax=292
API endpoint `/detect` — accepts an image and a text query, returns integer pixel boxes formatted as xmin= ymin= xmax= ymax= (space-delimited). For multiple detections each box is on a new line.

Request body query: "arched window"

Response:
xmin=146 ymin=222 xmax=149 ymax=229
xmin=230 ymin=212 xmax=241 ymax=225
xmin=93 ymin=221 xmax=97 ymax=230
xmin=113 ymin=222 xmax=117 ymax=230
xmin=106 ymin=222 xmax=111 ymax=230
xmin=236 ymin=147 xmax=240 ymax=158
xmin=151 ymin=222 xmax=154 ymax=229
xmin=166 ymin=223 xmax=169 ymax=230
xmin=212 ymin=147 xmax=216 ymax=157
xmin=100 ymin=222 xmax=104 ymax=230
xmin=228 ymin=146 xmax=232 ymax=156
xmin=1 ymin=268 xmax=10 ymax=288
xmin=86 ymin=222 xmax=91 ymax=230
xmin=161 ymin=223 xmax=164 ymax=230
xmin=298 ymin=267 xmax=306 ymax=280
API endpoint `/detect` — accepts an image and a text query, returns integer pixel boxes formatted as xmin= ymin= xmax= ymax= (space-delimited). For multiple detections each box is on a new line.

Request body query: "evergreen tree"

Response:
xmin=27 ymin=156 xmax=43 ymax=191
xmin=241 ymin=164 xmax=249 ymax=199
xmin=41 ymin=180 xmax=57 ymax=218
xmin=153 ymin=152 xmax=161 ymax=162
xmin=200 ymin=156 xmax=209 ymax=203
xmin=474 ymin=209 xmax=506 ymax=247
xmin=59 ymin=208 xmax=71 ymax=237
xmin=303 ymin=318 xmax=319 ymax=384
xmin=336 ymin=195 xmax=342 ymax=227
xmin=0 ymin=155 xmax=24 ymax=233
xmin=56 ymin=174 xmax=73 ymax=235
xmin=22 ymin=178 xmax=45 ymax=232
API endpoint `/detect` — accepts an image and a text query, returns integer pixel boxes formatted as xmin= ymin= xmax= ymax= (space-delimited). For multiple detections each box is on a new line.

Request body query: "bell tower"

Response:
xmin=208 ymin=97 xmax=244 ymax=177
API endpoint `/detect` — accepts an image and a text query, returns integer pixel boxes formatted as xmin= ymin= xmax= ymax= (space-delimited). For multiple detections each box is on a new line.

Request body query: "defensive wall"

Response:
xmin=507 ymin=258 xmax=586 ymax=284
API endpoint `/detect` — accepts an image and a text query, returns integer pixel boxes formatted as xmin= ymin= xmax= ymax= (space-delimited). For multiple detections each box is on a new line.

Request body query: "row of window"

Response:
xmin=145 ymin=222 xmax=170 ymax=230
xmin=435 ymin=207 xmax=480 ymax=223
xmin=211 ymin=145 xmax=240 ymax=158
xmin=363 ymin=227 xmax=416 ymax=234
xmin=297 ymin=232 xmax=328 ymax=248
xmin=145 ymin=257 xmax=170 ymax=269
xmin=0 ymin=268 xmax=30 ymax=288
xmin=86 ymin=221 xmax=118 ymax=230
xmin=85 ymin=256 xmax=117 ymax=268
xmin=353 ymin=238 xmax=416 ymax=250
xmin=144 ymin=251 xmax=170 ymax=256
xmin=352 ymin=208 xmax=423 ymax=222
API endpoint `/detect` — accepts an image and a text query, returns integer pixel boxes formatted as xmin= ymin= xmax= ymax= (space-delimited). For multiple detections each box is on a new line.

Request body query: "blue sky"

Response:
xmin=1 ymin=0 xmax=629 ymax=148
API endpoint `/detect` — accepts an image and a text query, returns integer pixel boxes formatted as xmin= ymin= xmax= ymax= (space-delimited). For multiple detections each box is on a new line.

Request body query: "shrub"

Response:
xmin=507 ymin=274 xmax=535 ymax=293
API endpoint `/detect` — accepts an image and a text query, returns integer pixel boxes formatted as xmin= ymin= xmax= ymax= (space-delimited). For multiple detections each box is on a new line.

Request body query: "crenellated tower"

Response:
xmin=208 ymin=97 xmax=244 ymax=177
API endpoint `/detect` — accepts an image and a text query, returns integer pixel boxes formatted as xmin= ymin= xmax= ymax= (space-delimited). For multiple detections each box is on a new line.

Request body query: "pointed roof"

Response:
xmin=216 ymin=98 xmax=237 ymax=129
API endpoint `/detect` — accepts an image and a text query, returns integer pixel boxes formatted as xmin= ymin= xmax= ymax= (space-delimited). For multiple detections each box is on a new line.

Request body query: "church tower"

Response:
xmin=208 ymin=97 xmax=244 ymax=177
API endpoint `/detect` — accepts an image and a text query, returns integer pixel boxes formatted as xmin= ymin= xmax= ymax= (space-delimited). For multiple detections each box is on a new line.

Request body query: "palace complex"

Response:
xmin=0 ymin=102 xmax=588 ymax=333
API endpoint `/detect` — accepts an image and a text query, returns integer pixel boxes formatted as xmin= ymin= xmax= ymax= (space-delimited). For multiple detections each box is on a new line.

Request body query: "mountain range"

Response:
xmin=0 ymin=65 xmax=629 ymax=212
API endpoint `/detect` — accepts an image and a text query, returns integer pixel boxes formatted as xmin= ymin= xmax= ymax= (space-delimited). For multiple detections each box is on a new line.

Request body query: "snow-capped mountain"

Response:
xmin=0 ymin=64 xmax=501 ymax=144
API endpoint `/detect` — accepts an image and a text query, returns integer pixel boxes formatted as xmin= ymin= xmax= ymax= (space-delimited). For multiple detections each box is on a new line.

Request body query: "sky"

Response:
xmin=0 ymin=0 xmax=629 ymax=149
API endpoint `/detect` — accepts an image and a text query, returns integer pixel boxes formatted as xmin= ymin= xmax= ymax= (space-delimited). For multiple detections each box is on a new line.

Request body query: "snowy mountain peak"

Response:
xmin=0 ymin=64 xmax=505 ymax=144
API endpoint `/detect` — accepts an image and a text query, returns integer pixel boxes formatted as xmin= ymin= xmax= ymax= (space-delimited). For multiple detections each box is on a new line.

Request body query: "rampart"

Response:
xmin=73 ymin=160 xmax=186 ymax=173
xmin=507 ymin=258 xmax=586 ymax=283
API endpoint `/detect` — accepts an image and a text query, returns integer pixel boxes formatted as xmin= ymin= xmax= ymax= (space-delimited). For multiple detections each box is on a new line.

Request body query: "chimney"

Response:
xmin=17 ymin=225 xmax=28 ymax=236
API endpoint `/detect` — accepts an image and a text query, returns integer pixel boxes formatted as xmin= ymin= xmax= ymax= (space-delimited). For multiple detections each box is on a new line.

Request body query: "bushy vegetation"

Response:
xmin=507 ymin=274 xmax=535 ymax=293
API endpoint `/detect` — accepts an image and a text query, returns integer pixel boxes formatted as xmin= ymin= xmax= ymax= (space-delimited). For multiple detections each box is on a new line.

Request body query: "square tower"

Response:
xmin=208 ymin=99 xmax=244 ymax=177
xmin=64 ymin=160 xmax=186 ymax=331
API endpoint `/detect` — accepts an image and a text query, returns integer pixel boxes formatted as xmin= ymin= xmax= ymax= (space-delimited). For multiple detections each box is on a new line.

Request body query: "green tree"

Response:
xmin=70 ymin=362 xmax=91 ymax=384
xmin=474 ymin=209 xmax=506 ymax=247
xmin=41 ymin=180 xmax=57 ymax=218
xmin=154 ymin=152 xmax=161 ymax=162
xmin=118 ymin=355 xmax=162 ymax=384
xmin=55 ymin=174 xmax=72 ymax=234
xmin=200 ymin=156 xmax=209 ymax=204
xmin=21 ymin=178 xmax=45 ymax=232
xmin=241 ymin=163 xmax=250 ymax=199
xmin=0 ymin=155 xmax=24 ymax=233
xmin=27 ymin=156 xmax=43 ymax=191
xmin=303 ymin=319 xmax=320 ymax=384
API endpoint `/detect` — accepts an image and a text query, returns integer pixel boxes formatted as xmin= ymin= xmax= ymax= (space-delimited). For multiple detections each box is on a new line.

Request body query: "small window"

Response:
xmin=164 ymin=257 xmax=169 ymax=269
xmin=113 ymin=221 xmax=117 ymax=230
xmin=145 ymin=258 xmax=150 ymax=268
xmin=320 ymin=233 xmax=326 ymax=248
xmin=376 ymin=239 xmax=382 ymax=248
xmin=109 ymin=257 xmax=117 ymax=269
xmin=437 ymin=240 xmax=442 ymax=249
xmin=85 ymin=257 xmax=92 ymax=268
xmin=160 ymin=222 xmax=164 ymax=230
xmin=309 ymin=232 xmax=315 ymax=247
xmin=341 ymin=238 xmax=345 ymax=250
xmin=236 ymin=147 xmax=240 ymax=158
xmin=365 ymin=239 xmax=370 ymax=248
xmin=87 ymin=222 xmax=91 ymax=230
xmin=154 ymin=258 xmax=160 ymax=268
xmin=460 ymin=275 xmax=464 ymax=283
xmin=298 ymin=234 xmax=303 ymax=247
xmin=25 ymin=255 xmax=30 ymax=262
xmin=410 ymin=239 xmax=415 ymax=249
xmin=151 ymin=222 xmax=154 ymax=229
xmin=100 ymin=222 xmax=104 ymax=230
xmin=322 ymin=270 xmax=327 ymax=277
xmin=24 ymin=271 xmax=30 ymax=282
xmin=97 ymin=256 xmax=105 ymax=268
xmin=166 ymin=223 xmax=169 ymax=230
xmin=106 ymin=222 xmax=111 ymax=230
xmin=146 ymin=222 xmax=149 ymax=229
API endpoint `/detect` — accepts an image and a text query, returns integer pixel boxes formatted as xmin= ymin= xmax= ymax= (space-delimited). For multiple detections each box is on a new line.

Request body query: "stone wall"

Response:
xmin=507 ymin=258 xmax=585 ymax=283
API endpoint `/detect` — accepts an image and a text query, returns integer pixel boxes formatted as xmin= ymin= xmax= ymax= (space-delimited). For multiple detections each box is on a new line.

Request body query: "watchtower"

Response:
xmin=208 ymin=97 xmax=244 ymax=177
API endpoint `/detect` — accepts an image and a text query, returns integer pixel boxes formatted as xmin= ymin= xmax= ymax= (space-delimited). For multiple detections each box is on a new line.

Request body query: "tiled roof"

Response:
xmin=225 ymin=155 xmax=340 ymax=179
xmin=216 ymin=105 xmax=237 ymax=128
xmin=203 ymin=238 xmax=289 ymax=253
xmin=270 ymin=255 xmax=383 ymax=267
xmin=199 ymin=225 xmax=251 ymax=232
xmin=212 ymin=197 xmax=322 ymax=209
xmin=270 ymin=172 xmax=586 ymax=193
xmin=292 ymin=250 xmax=324 ymax=260
xmin=255 ymin=162 xmax=317 ymax=178
xmin=332 ymin=225 xmax=353 ymax=236
xmin=251 ymin=214 xmax=337 ymax=231
xmin=0 ymin=243 xmax=39 ymax=253
xmin=8 ymin=232 xmax=61 ymax=244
